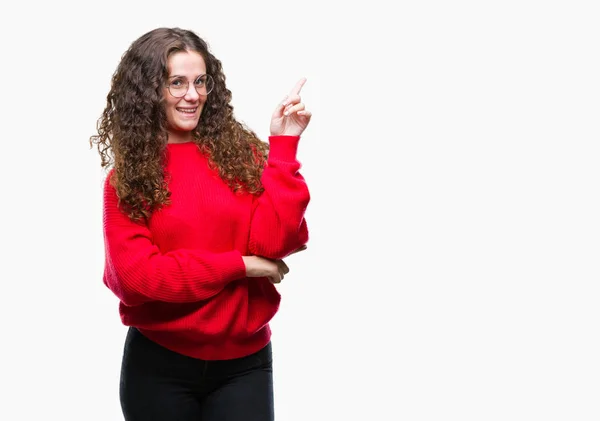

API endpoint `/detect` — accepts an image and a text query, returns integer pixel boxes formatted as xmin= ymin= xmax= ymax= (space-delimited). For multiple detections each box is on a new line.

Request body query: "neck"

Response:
xmin=167 ymin=130 xmax=194 ymax=144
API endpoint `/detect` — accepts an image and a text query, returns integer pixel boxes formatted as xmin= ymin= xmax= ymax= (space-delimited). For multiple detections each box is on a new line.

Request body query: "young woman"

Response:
xmin=89 ymin=27 xmax=311 ymax=421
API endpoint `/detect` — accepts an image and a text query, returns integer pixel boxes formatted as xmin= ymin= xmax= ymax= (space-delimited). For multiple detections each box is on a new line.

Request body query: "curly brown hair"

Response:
xmin=89 ymin=27 xmax=269 ymax=222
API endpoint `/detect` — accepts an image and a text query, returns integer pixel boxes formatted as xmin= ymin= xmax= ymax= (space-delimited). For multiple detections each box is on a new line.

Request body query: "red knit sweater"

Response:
xmin=101 ymin=135 xmax=309 ymax=360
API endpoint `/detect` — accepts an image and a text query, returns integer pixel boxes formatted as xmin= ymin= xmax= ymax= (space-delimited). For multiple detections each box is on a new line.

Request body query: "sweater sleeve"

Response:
xmin=248 ymin=135 xmax=310 ymax=259
xmin=102 ymin=173 xmax=247 ymax=306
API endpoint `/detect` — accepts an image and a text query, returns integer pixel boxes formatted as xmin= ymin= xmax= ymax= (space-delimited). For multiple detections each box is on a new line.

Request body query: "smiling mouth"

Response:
xmin=176 ymin=107 xmax=198 ymax=114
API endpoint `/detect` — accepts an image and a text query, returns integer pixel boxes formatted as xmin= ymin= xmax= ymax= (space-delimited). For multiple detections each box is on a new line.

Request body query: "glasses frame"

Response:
xmin=166 ymin=74 xmax=214 ymax=98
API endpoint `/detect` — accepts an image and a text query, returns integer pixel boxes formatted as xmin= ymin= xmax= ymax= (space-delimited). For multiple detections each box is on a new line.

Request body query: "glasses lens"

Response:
xmin=195 ymin=74 xmax=214 ymax=96
xmin=168 ymin=80 xmax=188 ymax=98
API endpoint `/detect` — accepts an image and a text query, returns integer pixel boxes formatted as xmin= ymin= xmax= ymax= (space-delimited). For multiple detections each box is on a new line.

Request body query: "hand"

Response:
xmin=270 ymin=78 xmax=312 ymax=137
xmin=242 ymin=255 xmax=290 ymax=284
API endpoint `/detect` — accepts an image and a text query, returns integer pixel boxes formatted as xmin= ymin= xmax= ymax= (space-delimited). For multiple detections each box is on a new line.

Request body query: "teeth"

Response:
xmin=177 ymin=108 xmax=197 ymax=113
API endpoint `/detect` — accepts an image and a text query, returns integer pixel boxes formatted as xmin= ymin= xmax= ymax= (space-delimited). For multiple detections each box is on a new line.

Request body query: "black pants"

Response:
xmin=120 ymin=327 xmax=274 ymax=421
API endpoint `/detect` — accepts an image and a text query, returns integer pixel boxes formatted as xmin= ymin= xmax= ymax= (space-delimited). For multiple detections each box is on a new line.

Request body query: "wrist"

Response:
xmin=267 ymin=135 xmax=301 ymax=162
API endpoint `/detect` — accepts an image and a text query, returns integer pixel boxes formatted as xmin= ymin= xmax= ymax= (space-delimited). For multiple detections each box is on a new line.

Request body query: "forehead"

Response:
xmin=167 ymin=51 xmax=207 ymax=76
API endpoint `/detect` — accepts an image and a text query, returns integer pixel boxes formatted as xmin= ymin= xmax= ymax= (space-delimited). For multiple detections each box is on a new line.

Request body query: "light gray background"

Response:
xmin=0 ymin=0 xmax=598 ymax=420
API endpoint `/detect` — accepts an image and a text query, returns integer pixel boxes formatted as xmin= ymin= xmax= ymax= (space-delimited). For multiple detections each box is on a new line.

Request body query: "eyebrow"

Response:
xmin=168 ymin=74 xmax=206 ymax=79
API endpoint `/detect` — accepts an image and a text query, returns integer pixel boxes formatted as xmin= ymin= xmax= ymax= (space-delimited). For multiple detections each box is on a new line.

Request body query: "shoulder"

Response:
xmin=102 ymin=168 xmax=118 ymax=198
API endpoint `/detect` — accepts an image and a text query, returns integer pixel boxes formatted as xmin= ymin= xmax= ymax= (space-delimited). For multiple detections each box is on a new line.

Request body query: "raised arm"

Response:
xmin=248 ymin=135 xmax=309 ymax=259
xmin=248 ymin=78 xmax=312 ymax=259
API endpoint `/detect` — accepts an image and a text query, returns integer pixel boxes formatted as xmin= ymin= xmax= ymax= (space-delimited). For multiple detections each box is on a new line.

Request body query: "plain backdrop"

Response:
xmin=0 ymin=1 xmax=599 ymax=420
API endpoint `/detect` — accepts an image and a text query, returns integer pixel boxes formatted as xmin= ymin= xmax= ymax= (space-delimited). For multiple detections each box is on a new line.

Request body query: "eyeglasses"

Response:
xmin=166 ymin=74 xmax=214 ymax=98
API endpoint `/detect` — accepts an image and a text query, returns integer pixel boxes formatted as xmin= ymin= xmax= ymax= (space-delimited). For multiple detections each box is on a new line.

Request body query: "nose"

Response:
xmin=184 ymin=83 xmax=200 ymax=101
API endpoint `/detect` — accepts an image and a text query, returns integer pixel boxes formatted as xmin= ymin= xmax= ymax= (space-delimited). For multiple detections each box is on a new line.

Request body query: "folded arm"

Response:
xmin=102 ymin=173 xmax=246 ymax=306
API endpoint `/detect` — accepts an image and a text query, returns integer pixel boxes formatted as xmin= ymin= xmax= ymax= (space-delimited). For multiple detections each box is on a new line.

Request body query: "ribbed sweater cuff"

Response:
xmin=268 ymin=136 xmax=301 ymax=162
xmin=218 ymin=250 xmax=247 ymax=281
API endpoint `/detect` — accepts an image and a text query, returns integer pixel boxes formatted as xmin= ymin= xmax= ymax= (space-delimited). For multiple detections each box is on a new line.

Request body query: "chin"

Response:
xmin=176 ymin=121 xmax=199 ymax=131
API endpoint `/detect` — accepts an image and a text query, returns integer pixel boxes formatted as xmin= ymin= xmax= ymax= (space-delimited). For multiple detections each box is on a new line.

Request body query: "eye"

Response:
xmin=170 ymin=78 xmax=185 ymax=87
xmin=194 ymin=76 xmax=206 ymax=86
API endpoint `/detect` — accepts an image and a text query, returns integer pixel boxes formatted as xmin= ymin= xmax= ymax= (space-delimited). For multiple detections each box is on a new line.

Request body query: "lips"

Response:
xmin=176 ymin=107 xmax=197 ymax=114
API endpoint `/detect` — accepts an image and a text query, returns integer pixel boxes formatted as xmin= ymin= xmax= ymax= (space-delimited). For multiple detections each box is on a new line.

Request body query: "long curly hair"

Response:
xmin=89 ymin=27 xmax=269 ymax=223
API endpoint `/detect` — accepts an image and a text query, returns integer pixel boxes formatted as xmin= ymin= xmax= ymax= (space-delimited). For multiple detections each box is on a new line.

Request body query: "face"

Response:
xmin=164 ymin=50 xmax=208 ymax=143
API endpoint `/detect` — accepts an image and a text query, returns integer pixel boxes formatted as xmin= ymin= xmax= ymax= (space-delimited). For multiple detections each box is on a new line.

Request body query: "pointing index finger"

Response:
xmin=289 ymin=77 xmax=307 ymax=96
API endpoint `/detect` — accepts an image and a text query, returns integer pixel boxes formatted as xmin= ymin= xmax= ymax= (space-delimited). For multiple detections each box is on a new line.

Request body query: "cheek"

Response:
xmin=164 ymin=102 xmax=180 ymax=128
xmin=165 ymin=97 xmax=179 ymax=110
xmin=165 ymin=100 xmax=181 ymax=120
xmin=199 ymin=97 xmax=209 ymax=110
xmin=163 ymin=91 xmax=178 ymax=109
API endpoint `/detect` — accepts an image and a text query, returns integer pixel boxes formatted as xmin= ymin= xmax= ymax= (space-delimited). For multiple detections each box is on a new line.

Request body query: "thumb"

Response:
xmin=287 ymin=245 xmax=307 ymax=256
